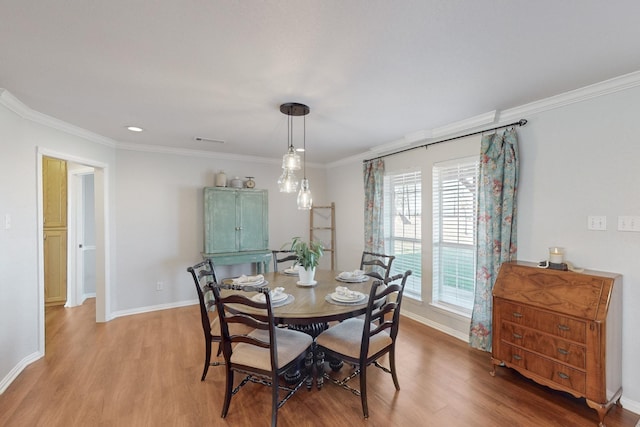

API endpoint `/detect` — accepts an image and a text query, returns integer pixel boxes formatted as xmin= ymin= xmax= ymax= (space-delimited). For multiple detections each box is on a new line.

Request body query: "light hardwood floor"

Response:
xmin=0 ymin=299 xmax=638 ymax=427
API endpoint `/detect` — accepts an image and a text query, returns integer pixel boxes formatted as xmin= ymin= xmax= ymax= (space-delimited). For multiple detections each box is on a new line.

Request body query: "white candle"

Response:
xmin=549 ymin=247 xmax=564 ymax=264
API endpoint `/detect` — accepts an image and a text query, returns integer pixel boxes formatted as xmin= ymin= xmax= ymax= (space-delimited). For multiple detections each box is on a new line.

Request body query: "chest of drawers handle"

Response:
xmin=557 ymin=372 xmax=570 ymax=380
xmin=512 ymin=333 xmax=523 ymax=340
xmin=557 ymin=348 xmax=569 ymax=355
xmin=558 ymin=324 xmax=570 ymax=331
xmin=512 ymin=312 xmax=523 ymax=318
xmin=512 ymin=354 xmax=522 ymax=361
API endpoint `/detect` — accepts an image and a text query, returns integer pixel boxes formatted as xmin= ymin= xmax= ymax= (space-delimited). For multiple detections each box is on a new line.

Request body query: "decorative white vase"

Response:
xmin=298 ymin=267 xmax=316 ymax=285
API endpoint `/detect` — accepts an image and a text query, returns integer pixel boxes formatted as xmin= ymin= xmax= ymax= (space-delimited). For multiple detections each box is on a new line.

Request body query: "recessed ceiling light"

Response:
xmin=126 ymin=126 xmax=144 ymax=132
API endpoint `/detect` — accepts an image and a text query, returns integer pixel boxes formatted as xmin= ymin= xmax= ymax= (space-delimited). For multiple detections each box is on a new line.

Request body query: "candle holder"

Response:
xmin=548 ymin=247 xmax=567 ymax=270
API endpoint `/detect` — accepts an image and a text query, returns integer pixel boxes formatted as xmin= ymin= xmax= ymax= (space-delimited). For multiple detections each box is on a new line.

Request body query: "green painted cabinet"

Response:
xmin=203 ymin=187 xmax=269 ymax=254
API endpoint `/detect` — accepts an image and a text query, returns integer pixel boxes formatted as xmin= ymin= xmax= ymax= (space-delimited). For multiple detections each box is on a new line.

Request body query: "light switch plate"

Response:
xmin=587 ymin=216 xmax=606 ymax=231
xmin=617 ymin=215 xmax=640 ymax=232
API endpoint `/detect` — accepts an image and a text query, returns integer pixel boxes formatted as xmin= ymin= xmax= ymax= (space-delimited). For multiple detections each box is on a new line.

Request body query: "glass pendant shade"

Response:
xmin=282 ymin=147 xmax=301 ymax=170
xmin=278 ymin=169 xmax=299 ymax=193
xmin=297 ymin=178 xmax=313 ymax=210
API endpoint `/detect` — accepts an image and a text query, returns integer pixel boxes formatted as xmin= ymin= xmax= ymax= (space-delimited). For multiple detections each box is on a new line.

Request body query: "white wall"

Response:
xmin=112 ymin=149 xmax=326 ymax=313
xmin=0 ymin=91 xmax=116 ymax=392
xmin=326 ymin=85 xmax=640 ymax=411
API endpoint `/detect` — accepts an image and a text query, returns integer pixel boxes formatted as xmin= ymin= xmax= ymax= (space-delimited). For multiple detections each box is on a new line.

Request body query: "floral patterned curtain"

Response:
xmin=469 ymin=129 xmax=519 ymax=351
xmin=363 ymin=159 xmax=385 ymax=253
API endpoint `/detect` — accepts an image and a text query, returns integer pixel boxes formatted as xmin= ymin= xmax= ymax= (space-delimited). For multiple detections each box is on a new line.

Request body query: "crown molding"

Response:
xmin=0 ymin=88 xmax=117 ymax=148
xmin=328 ymin=70 xmax=640 ymax=169
xmin=499 ymin=70 xmax=640 ymax=122
xmin=117 ymin=141 xmax=281 ymax=165
xmin=431 ymin=110 xmax=497 ymax=138
xmin=116 ymin=141 xmax=324 ymax=169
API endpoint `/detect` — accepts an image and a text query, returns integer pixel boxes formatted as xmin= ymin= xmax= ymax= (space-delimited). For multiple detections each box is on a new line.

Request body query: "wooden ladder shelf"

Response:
xmin=309 ymin=203 xmax=336 ymax=270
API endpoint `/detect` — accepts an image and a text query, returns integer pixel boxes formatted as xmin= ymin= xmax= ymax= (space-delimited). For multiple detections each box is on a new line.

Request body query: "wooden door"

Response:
xmin=237 ymin=190 xmax=268 ymax=251
xmin=44 ymin=230 xmax=67 ymax=305
xmin=43 ymin=156 xmax=68 ymax=306
xmin=204 ymin=188 xmax=238 ymax=253
xmin=43 ymin=156 xmax=67 ymax=228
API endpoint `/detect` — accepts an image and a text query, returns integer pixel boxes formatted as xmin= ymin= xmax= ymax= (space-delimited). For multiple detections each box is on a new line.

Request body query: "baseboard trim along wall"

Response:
xmin=109 ymin=299 xmax=198 ymax=321
xmin=0 ymin=351 xmax=43 ymax=394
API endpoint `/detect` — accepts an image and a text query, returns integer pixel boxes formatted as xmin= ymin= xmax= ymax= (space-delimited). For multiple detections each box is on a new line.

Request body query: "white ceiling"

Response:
xmin=2 ymin=1 xmax=640 ymax=164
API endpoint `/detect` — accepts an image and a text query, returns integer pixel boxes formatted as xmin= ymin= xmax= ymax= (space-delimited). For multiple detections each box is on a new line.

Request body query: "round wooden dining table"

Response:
xmin=220 ymin=269 xmax=377 ymax=389
xmin=261 ymin=269 xmax=374 ymax=325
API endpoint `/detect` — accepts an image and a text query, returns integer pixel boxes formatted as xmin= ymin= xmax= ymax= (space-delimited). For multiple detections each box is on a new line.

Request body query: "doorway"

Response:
xmin=37 ymin=148 xmax=109 ymax=354
xmin=67 ymin=165 xmax=96 ymax=308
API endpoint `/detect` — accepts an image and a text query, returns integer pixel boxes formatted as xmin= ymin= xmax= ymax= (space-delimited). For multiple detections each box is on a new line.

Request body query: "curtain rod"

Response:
xmin=363 ymin=118 xmax=527 ymax=163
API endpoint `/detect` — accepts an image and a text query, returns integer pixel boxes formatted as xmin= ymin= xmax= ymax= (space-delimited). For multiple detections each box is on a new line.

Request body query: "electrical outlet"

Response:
xmin=156 ymin=281 xmax=164 ymax=291
xmin=587 ymin=215 xmax=606 ymax=231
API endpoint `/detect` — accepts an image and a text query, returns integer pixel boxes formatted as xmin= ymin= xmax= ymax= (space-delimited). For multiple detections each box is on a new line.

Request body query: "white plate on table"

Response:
xmin=251 ymin=292 xmax=288 ymax=303
xmin=330 ymin=292 xmax=366 ymax=303
xmin=296 ymin=280 xmax=317 ymax=287
xmin=225 ymin=278 xmax=267 ymax=287
xmin=335 ymin=275 xmax=369 ymax=283
xmin=283 ymin=268 xmax=299 ymax=276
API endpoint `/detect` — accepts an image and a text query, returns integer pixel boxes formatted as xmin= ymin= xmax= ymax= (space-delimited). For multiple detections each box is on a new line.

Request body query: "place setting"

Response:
xmin=335 ymin=269 xmax=369 ymax=283
xmin=325 ymin=286 xmax=368 ymax=306
xmin=282 ymin=265 xmax=299 ymax=276
xmin=223 ymin=274 xmax=268 ymax=288
xmin=250 ymin=286 xmax=294 ymax=307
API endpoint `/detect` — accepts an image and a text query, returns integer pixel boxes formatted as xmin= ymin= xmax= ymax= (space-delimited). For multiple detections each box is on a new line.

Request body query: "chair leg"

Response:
xmin=390 ymin=346 xmax=400 ymax=390
xmin=360 ymin=366 xmax=369 ymax=418
xmin=221 ymin=368 xmax=233 ymax=418
xmin=201 ymin=337 xmax=212 ymax=381
xmin=271 ymin=373 xmax=279 ymax=427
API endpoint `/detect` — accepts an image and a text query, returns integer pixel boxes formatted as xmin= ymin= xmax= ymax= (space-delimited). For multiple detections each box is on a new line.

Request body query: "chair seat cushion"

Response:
xmin=231 ymin=328 xmax=312 ymax=371
xmin=316 ymin=318 xmax=392 ymax=359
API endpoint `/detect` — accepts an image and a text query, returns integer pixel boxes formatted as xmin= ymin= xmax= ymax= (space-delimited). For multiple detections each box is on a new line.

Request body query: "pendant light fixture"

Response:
xmin=296 ymin=111 xmax=313 ymax=210
xmin=277 ymin=103 xmax=309 ymax=194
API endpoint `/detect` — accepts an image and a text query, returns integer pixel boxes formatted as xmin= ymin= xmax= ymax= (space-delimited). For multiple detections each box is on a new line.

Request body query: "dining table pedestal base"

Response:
xmin=285 ymin=322 xmax=331 ymax=389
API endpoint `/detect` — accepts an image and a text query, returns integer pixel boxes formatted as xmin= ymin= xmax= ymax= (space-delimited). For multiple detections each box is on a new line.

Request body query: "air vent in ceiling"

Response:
xmin=194 ymin=137 xmax=225 ymax=144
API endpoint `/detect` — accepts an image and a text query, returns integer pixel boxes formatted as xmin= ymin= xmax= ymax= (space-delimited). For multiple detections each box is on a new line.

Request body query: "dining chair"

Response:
xmin=271 ymin=250 xmax=297 ymax=272
xmin=187 ymin=259 xmax=222 ymax=381
xmin=315 ymin=270 xmax=412 ymax=418
xmin=359 ymin=251 xmax=395 ymax=281
xmin=211 ymin=283 xmax=314 ymax=427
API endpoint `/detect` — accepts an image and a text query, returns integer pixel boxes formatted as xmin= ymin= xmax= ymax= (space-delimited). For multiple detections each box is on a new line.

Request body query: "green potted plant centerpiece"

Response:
xmin=290 ymin=237 xmax=323 ymax=285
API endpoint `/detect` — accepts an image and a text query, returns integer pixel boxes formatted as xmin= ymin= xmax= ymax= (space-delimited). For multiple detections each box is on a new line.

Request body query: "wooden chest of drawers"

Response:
xmin=491 ymin=261 xmax=622 ymax=427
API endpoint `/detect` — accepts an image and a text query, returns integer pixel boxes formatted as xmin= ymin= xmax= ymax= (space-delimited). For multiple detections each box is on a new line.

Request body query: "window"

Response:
xmin=432 ymin=157 xmax=478 ymax=313
xmin=384 ymin=171 xmax=422 ymax=299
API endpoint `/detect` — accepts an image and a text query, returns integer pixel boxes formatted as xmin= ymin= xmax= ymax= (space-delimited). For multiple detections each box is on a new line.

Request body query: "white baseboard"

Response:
xmin=622 ymin=397 xmax=640 ymax=418
xmin=0 ymin=351 xmax=43 ymax=394
xmin=81 ymin=292 xmax=96 ymax=304
xmin=109 ymin=299 xmax=198 ymax=320
xmin=400 ymin=310 xmax=470 ymax=343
